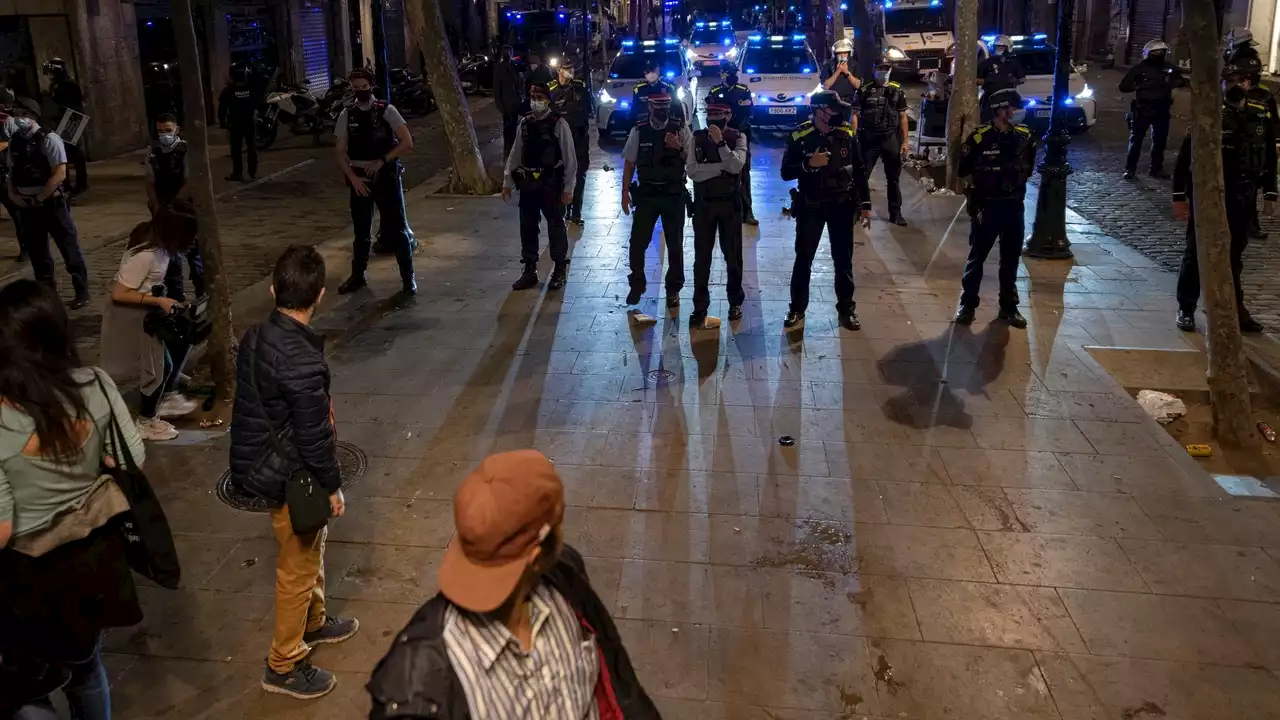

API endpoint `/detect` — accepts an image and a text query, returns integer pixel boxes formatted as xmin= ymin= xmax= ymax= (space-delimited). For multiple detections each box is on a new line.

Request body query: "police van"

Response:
xmin=880 ymin=0 xmax=954 ymax=78
xmin=596 ymin=38 xmax=697 ymax=135
xmin=686 ymin=20 xmax=742 ymax=75
xmin=736 ymin=33 xmax=822 ymax=130
xmin=987 ymin=33 xmax=1096 ymax=132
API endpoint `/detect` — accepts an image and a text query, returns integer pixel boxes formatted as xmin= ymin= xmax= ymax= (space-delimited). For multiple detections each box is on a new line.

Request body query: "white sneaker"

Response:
xmin=156 ymin=392 xmax=199 ymax=418
xmin=136 ymin=417 xmax=179 ymax=441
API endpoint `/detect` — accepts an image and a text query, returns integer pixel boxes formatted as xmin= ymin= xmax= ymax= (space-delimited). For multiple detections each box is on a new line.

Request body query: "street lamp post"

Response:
xmin=1024 ymin=0 xmax=1076 ymax=259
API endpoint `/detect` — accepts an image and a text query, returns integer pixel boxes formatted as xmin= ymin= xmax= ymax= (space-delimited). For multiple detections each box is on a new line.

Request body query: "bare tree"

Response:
xmin=407 ymin=0 xmax=495 ymax=194
xmin=172 ymin=0 xmax=237 ymax=401
xmin=946 ymin=0 xmax=980 ymax=191
xmin=1183 ymin=0 xmax=1256 ymax=448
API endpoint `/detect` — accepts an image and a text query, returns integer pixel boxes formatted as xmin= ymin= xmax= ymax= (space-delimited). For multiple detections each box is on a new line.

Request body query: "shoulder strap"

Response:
xmin=91 ymin=369 xmax=139 ymax=473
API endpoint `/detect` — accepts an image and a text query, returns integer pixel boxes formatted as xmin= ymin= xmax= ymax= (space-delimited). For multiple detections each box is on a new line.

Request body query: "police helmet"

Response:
xmin=1142 ymin=40 xmax=1169 ymax=58
xmin=1227 ymin=27 xmax=1257 ymax=50
xmin=993 ymin=35 xmax=1013 ymax=50
xmin=42 ymin=57 xmax=68 ymax=76
xmin=832 ymin=38 xmax=854 ymax=56
xmin=809 ymin=90 xmax=851 ymax=112
xmin=986 ymin=88 xmax=1022 ymax=110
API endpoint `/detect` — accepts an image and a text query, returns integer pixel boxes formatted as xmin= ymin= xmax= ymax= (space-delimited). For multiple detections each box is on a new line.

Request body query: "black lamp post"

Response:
xmin=1024 ymin=0 xmax=1076 ymax=259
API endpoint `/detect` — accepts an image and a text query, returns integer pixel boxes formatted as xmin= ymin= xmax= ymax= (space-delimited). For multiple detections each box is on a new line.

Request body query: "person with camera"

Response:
xmin=99 ymin=202 xmax=201 ymax=442
xmin=229 ymin=245 xmax=357 ymax=701
xmin=145 ymin=113 xmax=205 ymax=303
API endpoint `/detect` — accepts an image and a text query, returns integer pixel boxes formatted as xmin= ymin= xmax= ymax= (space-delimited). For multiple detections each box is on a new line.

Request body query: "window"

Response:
xmin=610 ymin=49 xmax=685 ymax=78
xmin=884 ymin=9 xmax=950 ymax=34
xmin=741 ymin=45 xmax=815 ymax=74
xmin=691 ymin=27 xmax=735 ymax=47
xmin=1012 ymin=48 xmax=1057 ymax=76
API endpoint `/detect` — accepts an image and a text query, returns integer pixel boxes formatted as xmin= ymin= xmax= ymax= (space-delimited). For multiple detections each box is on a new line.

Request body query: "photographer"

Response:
xmin=99 ymin=202 xmax=201 ymax=442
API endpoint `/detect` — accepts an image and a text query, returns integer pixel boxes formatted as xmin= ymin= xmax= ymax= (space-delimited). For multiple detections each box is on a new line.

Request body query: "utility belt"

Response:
xmin=786 ymin=188 xmax=851 ymax=219
xmin=143 ymin=291 xmax=211 ymax=347
xmin=514 ymin=166 xmax=564 ymax=191
xmin=630 ymin=180 xmax=694 ymax=216
xmin=351 ymin=158 xmax=400 ymax=180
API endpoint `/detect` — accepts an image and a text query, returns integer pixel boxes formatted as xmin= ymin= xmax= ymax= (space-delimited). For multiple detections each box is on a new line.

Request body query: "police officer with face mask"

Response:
xmin=549 ymin=61 xmax=593 ymax=226
xmin=334 ymin=68 xmax=417 ymax=296
xmin=1226 ymin=40 xmax=1277 ymax=240
xmin=1173 ymin=60 xmax=1276 ymax=334
xmin=856 ymin=62 xmax=910 ymax=226
xmin=954 ymin=88 xmax=1036 ymax=329
xmin=146 ymin=113 xmax=205 ymax=302
xmin=218 ymin=63 xmax=260 ymax=182
xmin=631 ymin=59 xmax=682 ymax=123
xmin=686 ymin=101 xmax=747 ymax=329
xmin=782 ymin=91 xmax=871 ymax=331
xmin=503 ymin=83 xmax=576 ymax=291
xmin=976 ymin=35 xmax=1025 ymax=123
xmin=823 ymin=38 xmax=861 ymax=124
xmin=1119 ymin=40 xmax=1185 ymax=179
xmin=621 ymin=92 xmax=693 ymax=312
xmin=708 ymin=60 xmax=758 ymax=225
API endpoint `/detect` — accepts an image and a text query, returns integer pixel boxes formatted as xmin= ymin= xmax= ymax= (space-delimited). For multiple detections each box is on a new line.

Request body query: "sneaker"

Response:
xmin=568 ymin=217 xmax=585 ymax=227
xmin=1240 ymin=312 xmax=1265 ymax=333
xmin=136 ymin=417 xmax=179 ymax=441
xmin=953 ymin=306 xmax=976 ymax=326
xmin=302 ymin=616 xmax=360 ymax=646
xmin=512 ymin=266 xmax=539 ymax=291
xmin=889 ymin=214 xmax=908 ymax=226
xmin=784 ymin=311 xmax=804 ymax=328
xmin=626 ymin=288 xmax=643 ymax=305
xmin=400 ymin=274 xmax=418 ymax=296
xmin=838 ymin=311 xmax=861 ymax=331
xmin=1175 ymin=310 xmax=1196 ymax=332
xmin=156 ymin=392 xmax=199 ymax=418
xmin=338 ymin=274 xmax=367 ymax=294
xmin=728 ymin=305 xmax=743 ymax=321
xmin=1122 ymin=170 xmax=1136 ymax=180
xmin=67 ymin=294 xmax=91 ymax=311
xmin=1148 ymin=169 xmax=1168 ymax=179
xmin=548 ymin=263 xmax=569 ymax=290
xmin=997 ymin=309 xmax=1028 ymax=329
xmin=261 ymin=660 xmax=337 ymax=700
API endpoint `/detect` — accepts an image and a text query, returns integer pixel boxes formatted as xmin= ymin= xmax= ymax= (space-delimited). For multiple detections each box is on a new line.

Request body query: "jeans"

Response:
xmin=789 ymin=198 xmax=856 ymax=314
xmin=1126 ymin=103 xmax=1171 ymax=175
xmin=628 ymin=191 xmax=686 ymax=296
xmin=518 ymin=182 xmax=569 ymax=265
xmin=17 ymin=196 xmax=88 ymax=299
xmin=691 ymin=196 xmax=744 ymax=315
xmin=163 ymin=245 xmax=206 ymax=302
xmin=861 ymin=130 xmax=904 ymax=217
xmin=228 ymin=124 xmax=257 ymax=179
xmin=267 ymin=505 xmax=328 ymax=674
xmin=959 ymin=199 xmax=1025 ymax=311
xmin=15 ymin=637 xmax=110 ymax=720
xmin=350 ymin=163 xmax=414 ymax=283
xmin=139 ymin=338 xmax=191 ymax=419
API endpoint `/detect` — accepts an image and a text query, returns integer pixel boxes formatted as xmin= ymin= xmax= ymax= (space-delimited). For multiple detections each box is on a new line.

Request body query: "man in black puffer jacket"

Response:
xmin=230 ymin=245 xmax=359 ymax=701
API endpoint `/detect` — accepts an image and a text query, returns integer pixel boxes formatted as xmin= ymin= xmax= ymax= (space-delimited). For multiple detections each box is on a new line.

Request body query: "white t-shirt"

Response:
xmin=115 ymin=246 xmax=171 ymax=293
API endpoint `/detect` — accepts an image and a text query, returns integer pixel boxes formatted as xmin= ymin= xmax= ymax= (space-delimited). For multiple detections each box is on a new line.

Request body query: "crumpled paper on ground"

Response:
xmin=1137 ymin=390 xmax=1187 ymax=424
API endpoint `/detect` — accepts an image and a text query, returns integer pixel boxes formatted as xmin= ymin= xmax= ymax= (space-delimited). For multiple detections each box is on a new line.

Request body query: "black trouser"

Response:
xmin=862 ymin=129 xmax=903 ymax=218
xmin=0 ymin=179 xmax=24 ymax=257
xmin=789 ymin=197 xmax=856 ymax=314
xmin=740 ymin=129 xmax=754 ymax=218
xmin=628 ymin=190 xmax=686 ymax=295
xmin=228 ymin=123 xmax=257 ymax=179
xmin=692 ymin=195 xmax=745 ymax=315
xmin=164 ymin=246 xmax=206 ymax=302
xmin=1126 ymin=102 xmax=1171 ymax=175
xmin=568 ymin=129 xmax=589 ymax=220
xmin=17 ymin=196 xmax=88 ymax=299
xmin=350 ymin=162 xmax=414 ymax=282
xmin=1176 ymin=186 xmax=1252 ymax=314
xmin=519 ymin=182 xmax=569 ymax=265
xmin=139 ymin=338 xmax=192 ymax=419
xmin=502 ymin=112 xmax=521 ymax=158
xmin=960 ymin=198 xmax=1025 ymax=311
xmin=64 ymin=143 xmax=88 ymax=194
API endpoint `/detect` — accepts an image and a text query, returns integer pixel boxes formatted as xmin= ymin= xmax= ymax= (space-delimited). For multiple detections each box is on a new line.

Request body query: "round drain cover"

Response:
xmin=646 ymin=369 xmax=677 ymax=383
xmin=216 ymin=440 xmax=368 ymax=512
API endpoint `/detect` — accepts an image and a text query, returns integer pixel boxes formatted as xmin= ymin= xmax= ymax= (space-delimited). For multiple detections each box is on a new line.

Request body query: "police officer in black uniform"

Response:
xmin=334 ymin=68 xmax=417 ymax=296
xmin=631 ymin=58 xmax=683 ymax=123
xmin=43 ymin=58 xmax=88 ymax=195
xmin=621 ymin=92 xmax=693 ymax=311
xmin=1173 ymin=60 xmax=1276 ymax=334
xmin=1226 ymin=44 xmax=1277 ymax=240
xmin=218 ymin=63 xmax=259 ymax=182
xmin=976 ymin=35 xmax=1025 ymax=124
xmin=708 ymin=60 xmax=758 ymax=225
xmin=954 ymin=88 xmax=1037 ymax=329
xmin=1119 ymin=40 xmax=1185 ymax=180
xmin=856 ymin=62 xmax=910 ymax=226
xmin=687 ymin=101 xmax=747 ymax=328
xmin=782 ymin=91 xmax=871 ymax=331
xmin=503 ymin=83 xmax=577 ymax=291
xmin=146 ymin=113 xmax=205 ymax=302
xmin=822 ymin=38 xmax=861 ymax=125
xmin=550 ymin=61 xmax=593 ymax=226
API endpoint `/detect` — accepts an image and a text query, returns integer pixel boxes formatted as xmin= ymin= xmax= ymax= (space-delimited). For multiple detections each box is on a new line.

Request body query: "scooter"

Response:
xmin=255 ymin=77 xmax=350 ymax=150
xmin=389 ymin=67 xmax=435 ymax=116
xmin=458 ymin=53 xmax=493 ymax=94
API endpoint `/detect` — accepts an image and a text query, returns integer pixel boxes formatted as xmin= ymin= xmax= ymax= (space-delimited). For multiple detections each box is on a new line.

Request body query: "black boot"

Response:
xmin=67 ymin=294 xmax=90 ymax=311
xmin=512 ymin=264 xmax=539 ymax=291
xmin=997 ymin=309 xmax=1028 ymax=329
xmin=1122 ymin=170 xmax=1136 ymax=180
xmin=338 ymin=274 xmax=368 ymax=294
xmin=1240 ymin=311 xmax=1264 ymax=333
xmin=666 ymin=296 xmax=680 ymax=310
xmin=1175 ymin=310 xmax=1196 ymax=332
xmin=838 ymin=311 xmax=861 ymax=331
xmin=743 ymin=213 xmax=759 ymax=227
xmin=784 ymin=311 xmax=804 ymax=328
xmin=953 ymin=306 xmax=976 ymax=325
xmin=548 ymin=262 xmax=569 ymax=290
xmin=889 ymin=214 xmax=908 ymax=226
xmin=728 ymin=305 xmax=743 ymax=321
xmin=400 ymin=273 xmax=417 ymax=296
xmin=626 ymin=287 xmax=643 ymax=305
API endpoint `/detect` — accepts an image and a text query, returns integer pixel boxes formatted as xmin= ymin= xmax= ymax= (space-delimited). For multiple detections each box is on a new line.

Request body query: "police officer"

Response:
xmin=6 ymin=96 xmax=89 ymax=309
xmin=0 ymin=87 xmax=24 ymax=262
xmin=954 ymin=88 xmax=1036 ymax=329
xmin=334 ymin=68 xmax=417 ymax=296
xmin=822 ymin=38 xmax=861 ymax=121
xmin=621 ymin=92 xmax=693 ymax=310
xmin=976 ymin=35 xmax=1025 ymax=123
xmin=145 ymin=113 xmax=205 ymax=303
xmin=1173 ymin=61 xmax=1275 ymax=334
xmin=782 ymin=91 xmax=871 ymax=331
xmin=856 ymin=62 xmax=910 ymax=226
xmin=686 ymin=101 xmax=747 ymax=329
xmin=503 ymin=83 xmax=576 ymax=291
xmin=708 ymin=60 xmax=758 ymax=225
xmin=1119 ymin=40 xmax=1185 ymax=179
xmin=549 ymin=61 xmax=592 ymax=226
xmin=218 ymin=63 xmax=259 ymax=182
xmin=631 ymin=58 xmax=682 ymax=123
xmin=1226 ymin=42 xmax=1277 ymax=240
xmin=43 ymin=58 xmax=87 ymax=195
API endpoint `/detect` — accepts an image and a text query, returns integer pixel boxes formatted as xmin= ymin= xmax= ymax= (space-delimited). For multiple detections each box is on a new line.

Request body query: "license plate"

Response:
xmin=768 ymin=107 xmax=797 ymax=115
xmin=1035 ymin=109 xmax=1052 ymax=118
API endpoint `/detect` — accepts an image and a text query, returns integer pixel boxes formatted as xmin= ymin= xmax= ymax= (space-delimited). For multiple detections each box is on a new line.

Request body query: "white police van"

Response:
xmin=735 ymin=33 xmax=822 ymax=130
xmin=596 ymin=38 xmax=697 ymax=135
xmin=686 ymin=20 xmax=742 ymax=75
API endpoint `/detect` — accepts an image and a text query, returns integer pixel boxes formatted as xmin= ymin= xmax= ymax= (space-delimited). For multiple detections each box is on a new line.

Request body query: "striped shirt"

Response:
xmin=443 ymin=582 xmax=601 ymax=720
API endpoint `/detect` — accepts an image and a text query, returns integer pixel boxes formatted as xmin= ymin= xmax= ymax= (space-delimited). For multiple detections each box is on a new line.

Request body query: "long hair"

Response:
xmin=0 ymin=280 xmax=89 ymax=462
xmin=129 ymin=199 xmax=197 ymax=258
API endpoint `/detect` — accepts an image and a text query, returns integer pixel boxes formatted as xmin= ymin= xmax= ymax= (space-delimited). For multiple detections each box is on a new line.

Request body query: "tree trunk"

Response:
xmin=849 ymin=0 xmax=877 ymax=78
xmin=946 ymin=0 xmax=980 ymax=191
xmin=486 ymin=0 xmax=499 ymax=47
xmin=408 ymin=0 xmax=495 ymax=194
xmin=833 ymin=0 xmax=844 ymax=50
xmin=1183 ymin=0 xmax=1256 ymax=448
xmin=172 ymin=0 xmax=237 ymax=402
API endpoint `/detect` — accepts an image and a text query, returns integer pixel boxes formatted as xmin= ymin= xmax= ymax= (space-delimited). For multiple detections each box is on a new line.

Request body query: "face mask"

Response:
xmin=14 ymin=117 xmax=33 ymax=133
xmin=874 ymin=70 xmax=890 ymax=84
xmin=1148 ymin=52 xmax=1166 ymax=63
xmin=651 ymin=109 xmax=669 ymax=124
xmin=709 ymin=117 xmax=728 ymax=129
xmin=994 ymin=47 xmax=1007 ymax=56
xmin=531 ymin=99 xmax=550 ymax=114
xmin=1226 ymin=84 xmax=1247 ymax=104
xmin=561 ymin=70 xmax=574 ymax=81
xmin=836 ymin=54 xmax=849 ymax=63
xmin=355 ymin=89 xmax=374 ymax=104
xmin=645 ymin=72 xmax=659 ymax=83
xmin=723 ymin=73 xmax=738 ymax=85
xmin=158 ymin=132 xmax=178 ymax=148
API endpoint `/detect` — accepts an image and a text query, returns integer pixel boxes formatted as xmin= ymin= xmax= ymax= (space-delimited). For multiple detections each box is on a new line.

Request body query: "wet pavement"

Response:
xmin=91 ymin=96 xmax=1280 ymax=719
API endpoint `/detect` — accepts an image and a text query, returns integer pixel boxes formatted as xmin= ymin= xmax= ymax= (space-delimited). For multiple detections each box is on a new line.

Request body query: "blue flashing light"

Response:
xmin=696 ymin=21 xmax=706 ymax=27
xmin=796 ymin=14 xmax=803 ymax=20
xmin=620 ymin=101 xmax=631 ymax=109
xmin=665 ymin=70 xmax=676 ymax=78
xmin=769 ymin=35 xmax=785 ymax=41
xmin=1025 ymin=98 xmax=1037 ymax=107
xmin=745 ymin=67 xmax=756 ymax=74
xmin=981 ymin=34 xmax=996 ymax=43
xmin=883 ymin=0 xmax=893 ymax=7
xmin=145 ymin=20 xmax=154 ymax=26
xmin=1063 ymin=97 xmax=1074 ymax=105
xmin=557 ymin=12 xmax=565 ymax=20
xmin=1033 ymin=32 xmax=1048 ymax=40
xmin=748 ymin=34 xmax=763 ymax=41
xmin=642 ymin=39 xmax=657 ymax=46
xmin=930 ymin=0 xmax=941 ymax=6
xmin=514 ymin=13 xmax=523 ymax=22
xmin=664 ymin=38 xmax=679 ymax=45
xmin=621 ymin=39 xmax=635 ymax=47
xmin=788 ymin=5 xmax=795 ymax=9
xmin=723 ymin=37 xmax=733 ymax=46
xmin=1011 ymin=35 xmax=1026 ymax=41
xmin=792 ymin=34 xmax=805 ymax=40
xmin=840 ymin=2 xmax=848 ymax=9
xmin=610 ymin=72 xmax=619 ymax=78
xmin=801 ymin=66 xmax=813 ymax=73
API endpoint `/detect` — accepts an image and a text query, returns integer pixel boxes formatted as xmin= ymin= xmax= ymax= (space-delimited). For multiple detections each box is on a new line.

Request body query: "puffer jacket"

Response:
xmin=229 ymin=311 xmax=341 ymax=503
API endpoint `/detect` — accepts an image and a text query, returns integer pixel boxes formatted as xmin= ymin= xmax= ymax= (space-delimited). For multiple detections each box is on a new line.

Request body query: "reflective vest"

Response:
xmin=692 ymin=126 xmax=740 ymax=199
xmin=346 ymin=102 xmax=397 ymax=162
xmin=635 ymin=119 xmax=686 ymax=190
xmin=149 ymin=140 xmax=187 ymax=204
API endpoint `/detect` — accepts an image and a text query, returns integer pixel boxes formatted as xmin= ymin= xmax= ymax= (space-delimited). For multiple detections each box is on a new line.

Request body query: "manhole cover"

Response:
xmin=646 ymin=369 xmax=677 ymax=383
xmin=216 ymin=440 xmax=368 ymax=512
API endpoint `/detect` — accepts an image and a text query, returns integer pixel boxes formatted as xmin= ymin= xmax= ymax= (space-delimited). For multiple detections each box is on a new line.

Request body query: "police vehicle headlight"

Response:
xmin=726 ymin=46 xmax=739 ymax=59
xmin=1075 ymin=84 xmax=1094 ymax=101
xmin=886 ymin=46 xmax=907 ymax=60
xmin=599 ymin=88 xmax=616 ymax=104
xmin=677 ymin=86 xmax=687 ymax=101
xmin=686 ymin=48 xmax=697 ymax=61
xmin=549 ymin=57 xmax=559 ymax=67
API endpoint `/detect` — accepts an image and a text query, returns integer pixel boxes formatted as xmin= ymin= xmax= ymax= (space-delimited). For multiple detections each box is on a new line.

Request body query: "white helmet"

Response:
xmin=1142 ymin=40 xmax=1169 ymax=58
xmin=832 ymin=38 xmax=853 ymax=55
xmin=1227 ymin=27 xmax=1256 ymax=50
xmin=993 ymin=34 xmax=1013 ymax=50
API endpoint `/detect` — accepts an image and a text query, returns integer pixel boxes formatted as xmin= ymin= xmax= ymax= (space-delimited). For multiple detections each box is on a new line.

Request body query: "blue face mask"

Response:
xmin=158 ymin=132 xmax=178 ymax=148
xmin=14 ymin=117 xmax=33 ymax=133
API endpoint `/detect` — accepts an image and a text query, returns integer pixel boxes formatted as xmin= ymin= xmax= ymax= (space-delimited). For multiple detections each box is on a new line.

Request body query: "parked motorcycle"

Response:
xmin=255 ymin=78 xmax=349 ymax=150
xmin=458 ymin=53 xmax=493 ymax=94
xmin=389 ymin=66 xmax=435 ymax=116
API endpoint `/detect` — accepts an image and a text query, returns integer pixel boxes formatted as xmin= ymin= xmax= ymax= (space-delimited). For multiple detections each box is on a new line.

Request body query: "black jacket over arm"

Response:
xmin=229 ymin=311 xmax=341 ymax=503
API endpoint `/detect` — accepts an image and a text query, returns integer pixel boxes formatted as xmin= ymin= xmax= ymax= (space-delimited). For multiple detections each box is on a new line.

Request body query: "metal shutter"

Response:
xmin=1127 ymin=0 xmax=1169 ymax=65
xmin=300 ymin=0 xmax=330 ymax=95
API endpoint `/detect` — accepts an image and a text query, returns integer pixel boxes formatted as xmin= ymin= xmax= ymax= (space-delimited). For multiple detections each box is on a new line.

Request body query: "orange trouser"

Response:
xmin=267 ymin=505 xmax=327 ymax=673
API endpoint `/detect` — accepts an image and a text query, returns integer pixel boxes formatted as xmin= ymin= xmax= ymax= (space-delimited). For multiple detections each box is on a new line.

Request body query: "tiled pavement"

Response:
xmin=94 ymin=124 xmax=1280 ymax=719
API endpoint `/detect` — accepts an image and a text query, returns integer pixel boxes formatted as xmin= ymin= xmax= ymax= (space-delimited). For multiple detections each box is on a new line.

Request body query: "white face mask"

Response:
xmin=158 ymin=132 xmax=179 ymax=148
xmin=645 ymin=72 xmax=659 ymax=83
xmin=531 ymin=99 xmax=550 ymax=114
xmin=560 ymin=70 xmax=574 ymax=82
xmin=14 ymin=117 xmax=33 ymax=133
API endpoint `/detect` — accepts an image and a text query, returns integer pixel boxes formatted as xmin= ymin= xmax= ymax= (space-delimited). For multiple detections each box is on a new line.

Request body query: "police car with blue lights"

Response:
xmin=986 ymin=33 xmax=1096 ymax=133
xmin=735 ymin=33 xmax=822 ymax=130
xmin=686 ymin=20 xmax=742 ymax=75
xmin=597 ymin=38 xmax=696 ymax=135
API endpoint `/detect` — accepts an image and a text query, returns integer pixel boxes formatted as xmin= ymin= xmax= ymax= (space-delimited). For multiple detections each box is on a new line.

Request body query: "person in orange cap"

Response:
xmin=367 ymin=450 xmax=659 ymax=719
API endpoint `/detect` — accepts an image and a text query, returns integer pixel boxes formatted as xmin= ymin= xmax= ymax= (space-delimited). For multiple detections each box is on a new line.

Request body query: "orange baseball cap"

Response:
xmin=438 ymin=450 xmax=565 ymax=613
